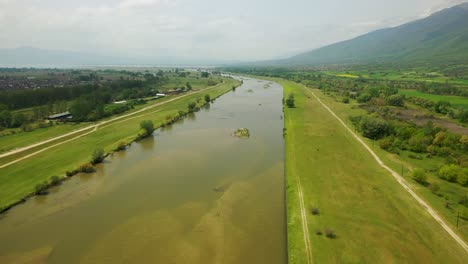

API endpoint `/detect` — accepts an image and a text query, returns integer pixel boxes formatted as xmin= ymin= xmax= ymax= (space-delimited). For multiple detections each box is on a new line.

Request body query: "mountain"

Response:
xmin=280 ymin=2 xmax=468 ymax=66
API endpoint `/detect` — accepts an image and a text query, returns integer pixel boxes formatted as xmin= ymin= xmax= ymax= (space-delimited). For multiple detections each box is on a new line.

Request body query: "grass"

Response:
xmin=399 ymin=89 xmax=468 ymax=108
xmin=0 ymin=123 xmax=89 ymax=153
xmin=0 ymin=78 xmax=240 ymax=211
xmin=277 ymin=78 xmax=468 ymax=263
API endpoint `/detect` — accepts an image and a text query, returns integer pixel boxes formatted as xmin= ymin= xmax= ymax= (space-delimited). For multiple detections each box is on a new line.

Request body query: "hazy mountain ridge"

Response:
xmin=279 ymin=2 xmax=468 ymax=65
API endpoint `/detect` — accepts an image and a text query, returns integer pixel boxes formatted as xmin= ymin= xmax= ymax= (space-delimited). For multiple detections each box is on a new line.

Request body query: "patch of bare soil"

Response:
xmin=394 ymin=109 xmax=468 ymax=134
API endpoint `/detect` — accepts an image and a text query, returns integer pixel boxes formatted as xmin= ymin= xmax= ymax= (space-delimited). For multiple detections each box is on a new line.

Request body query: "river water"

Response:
xmin=0 ymin=77 xmax=286 ymax=263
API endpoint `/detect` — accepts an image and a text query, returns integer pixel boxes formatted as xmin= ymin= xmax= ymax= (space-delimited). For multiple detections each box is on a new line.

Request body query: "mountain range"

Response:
xmin=278 ymin=2 xmax=468 ymax=66
xmin=1 ymin=2 xmax=467 ymax=67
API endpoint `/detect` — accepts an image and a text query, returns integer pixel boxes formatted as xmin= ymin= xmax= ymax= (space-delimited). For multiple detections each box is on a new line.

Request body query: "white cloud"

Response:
xmin=0 ymin=0 xmax=465 ymax=62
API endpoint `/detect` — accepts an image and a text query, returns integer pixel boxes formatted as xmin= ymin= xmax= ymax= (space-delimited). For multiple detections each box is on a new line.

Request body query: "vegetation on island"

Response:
xmin=233 ymin=128 xmax=250 ymax=138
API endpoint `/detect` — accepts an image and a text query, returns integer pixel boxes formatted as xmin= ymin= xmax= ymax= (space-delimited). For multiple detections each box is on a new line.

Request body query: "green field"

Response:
xmin=279 ymin=79 xmax=467 ymax=263
xmin=327 ymin=70 xmax=468 ymax=86
xmin=399 ymin=89 xmax=468 ymax=108
xmin=0 ymin=78 xmax=239 ymax=211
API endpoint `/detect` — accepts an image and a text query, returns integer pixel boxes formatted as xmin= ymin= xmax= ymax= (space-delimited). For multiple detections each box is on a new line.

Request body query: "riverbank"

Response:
xmin=0 ymin=78 xmax=240 ymax=213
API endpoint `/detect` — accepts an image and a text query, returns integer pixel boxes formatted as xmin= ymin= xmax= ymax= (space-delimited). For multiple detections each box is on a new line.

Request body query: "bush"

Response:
xmin=204 ymin=94 xmax=211 ymax=103
xmin=79 ymin=163 xmax=95 ymax=173
xmin=354 ymin=116 xmax=392 ymax=140
xmin=310 ymin=207 xmax=320 ymax=215
xmin=187 ymin=102 xmax=197 ymax=112
xmin=386 ymin=94 xmax=405 ymax=107
xmin=116 ymin=142 xmax=127 ymax=151
xmin=66 ymin=170 xmax=77 ymax=177
xmin=315 ymin=230 xmax=323 ymax=235
xmin=325 ymin=228 xmax=336 ymax=239
xmin=286 ymin=93 xmax=295 ymax=108
xmin=50 ymin=175 xmax=62 ymax=186
xmin=35 ymin=182 xmax=49 ymax=195
xmin=91 ymin=148 xmax=105 ymax=164
xmin=438 ymin=164 xmax=461 ymax=183
xmin=140 ymin=120 xmax=154 ymax=137
xmin=342 ymin=97 xmax=350 ymax=104
xmin=411 ymin=168 xmax=427 ymax=184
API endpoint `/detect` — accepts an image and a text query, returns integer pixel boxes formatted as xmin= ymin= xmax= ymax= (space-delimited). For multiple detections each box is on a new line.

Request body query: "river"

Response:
xmin=0 ymin=77 xmax=286 ymax=263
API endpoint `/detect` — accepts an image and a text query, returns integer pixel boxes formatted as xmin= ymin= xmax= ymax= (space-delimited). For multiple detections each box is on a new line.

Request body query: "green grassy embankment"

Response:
xmin=0 ymin=78 xmax=239 ymax=212
xmin=278 ymin=78 xmax=467 ymax=263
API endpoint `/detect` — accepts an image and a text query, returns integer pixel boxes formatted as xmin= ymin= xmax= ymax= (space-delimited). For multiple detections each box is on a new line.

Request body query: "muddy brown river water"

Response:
xmin=0 ymin=77 xmax=286 ymax=263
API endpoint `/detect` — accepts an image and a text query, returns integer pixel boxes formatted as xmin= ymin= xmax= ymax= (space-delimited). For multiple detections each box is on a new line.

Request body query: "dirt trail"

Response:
xmin=0 ymin=84 xmax=222 ymax=168
xmin=306 ymin=87 xmax=468 ymax=253
xmin=285 ymin=100 xmax=313 ymax=263
xmin=297 ymin=180 xmax=313 ymax=264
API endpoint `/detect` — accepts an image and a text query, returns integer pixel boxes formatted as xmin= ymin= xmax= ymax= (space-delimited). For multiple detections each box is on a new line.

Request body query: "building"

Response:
xmin=47 ymin=111 xmax=72 ymax=121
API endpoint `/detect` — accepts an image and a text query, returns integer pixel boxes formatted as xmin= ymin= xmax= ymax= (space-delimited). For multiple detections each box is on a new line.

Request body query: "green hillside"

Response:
xmin=282 ymin=2 xmax=468 ymax=65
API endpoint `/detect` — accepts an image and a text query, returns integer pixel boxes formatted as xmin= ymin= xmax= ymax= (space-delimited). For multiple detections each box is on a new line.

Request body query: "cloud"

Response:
xmin=0 ymin=0 xmax=465 ymax=62
xmin=119 ymin=0 xmax=161 ymax=9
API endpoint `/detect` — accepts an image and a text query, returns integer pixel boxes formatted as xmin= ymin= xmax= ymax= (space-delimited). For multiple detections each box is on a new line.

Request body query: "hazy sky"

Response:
xmin=0 ymin=0 xmax=466 ymax=61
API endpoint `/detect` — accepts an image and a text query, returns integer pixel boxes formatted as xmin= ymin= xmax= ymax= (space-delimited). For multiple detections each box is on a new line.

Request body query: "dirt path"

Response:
xmin=285 ymin=101 xmax=313 ymax=264
xmin=0 ymin=84 xmax=222 ymax=168
xmin=306 ymin=87 xmax=468 ymax=253
xmin=297 ymin=180 xmax=313 ymax=264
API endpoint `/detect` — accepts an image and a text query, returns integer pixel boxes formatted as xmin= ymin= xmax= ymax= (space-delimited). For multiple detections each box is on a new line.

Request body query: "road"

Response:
xmin=306 ymin=86 xmax=468 ymax=253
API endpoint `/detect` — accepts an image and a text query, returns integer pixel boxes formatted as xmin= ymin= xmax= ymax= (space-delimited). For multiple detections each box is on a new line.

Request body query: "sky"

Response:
xmin=0 ymin=0 xmax=466 ymax=62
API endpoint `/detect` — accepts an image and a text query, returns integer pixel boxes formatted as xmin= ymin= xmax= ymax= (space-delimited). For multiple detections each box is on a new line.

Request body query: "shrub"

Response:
xmin=411 ymin=168 xmax=427 ymax=184
xmin=66 ymin=170 xmax=77 ymax=177
xmin=285 ymin=93 xmax=295 ymax=108
xmin=91 ymin=148 xmax=105 ymax=164
xmin=386 ymin=94 xmax=405 ymax=107
xmin=438 ymin=164 xmax=461 ymax=183
xmin=310 ymin=207 xmax=320 ymax=215
xmin=342 ymin=97 xmax=350 ymax=104
xmin=79 ymin=163 xmax=95 ymax=173
xmin=35 ymin=182 xmax=49 ymax=195
xmin=315 ymin=230 xmax=323 ymax=235
xmin=204 ymin=94 xmax=211 ymax=103
xmin=325 ymin=228 xmax=336 ymax=239
xmin=116 ymin=142 xmax=127 ymax=151
xmin=50 ymin=175 xmax=62 ymax=186
xmin=187 ymin=102 xmax=197 ymax=112
xmin=379 ymin=137 xmax=393 ymax=150
xmin=140 ymin=120 xmax=154 ymax=137
xmin=355 ymin=116 xmax=392 ymax=140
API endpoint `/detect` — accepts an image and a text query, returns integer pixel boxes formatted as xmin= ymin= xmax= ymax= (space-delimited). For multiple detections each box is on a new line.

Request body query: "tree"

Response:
xmin=140 ymin=120 xmax=154 ymax=136
xmin=0 ymin=110 xmax=12 ymax=128
xmin=186 ymin=82 xmax=192 ymax=90
xmin=357 ymin=116 xmax=392 ymax=140
xmin=91 ymin=148 xmax=105 ymax=164
xmin=438 ymin=164 xmax=460 ymax=183
xmin=204 ymin=94 xmax=211 ymax=103
xmin=411 ymin=168 xmax=427 ymax=184
xmin=10 ymin=113 xmax=27 ymax=128
xmin=386 ymin=94 xmax=404 ymax=106
xmin=434 ymin=101 xmax=451 ymax=114
xmin=187 ymin=102 xmax=197 ymax=112
xmin=201 ymin=72 xmax=210 ymax=78
xmin=286 ymin=93 xmax=295 ymax=108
